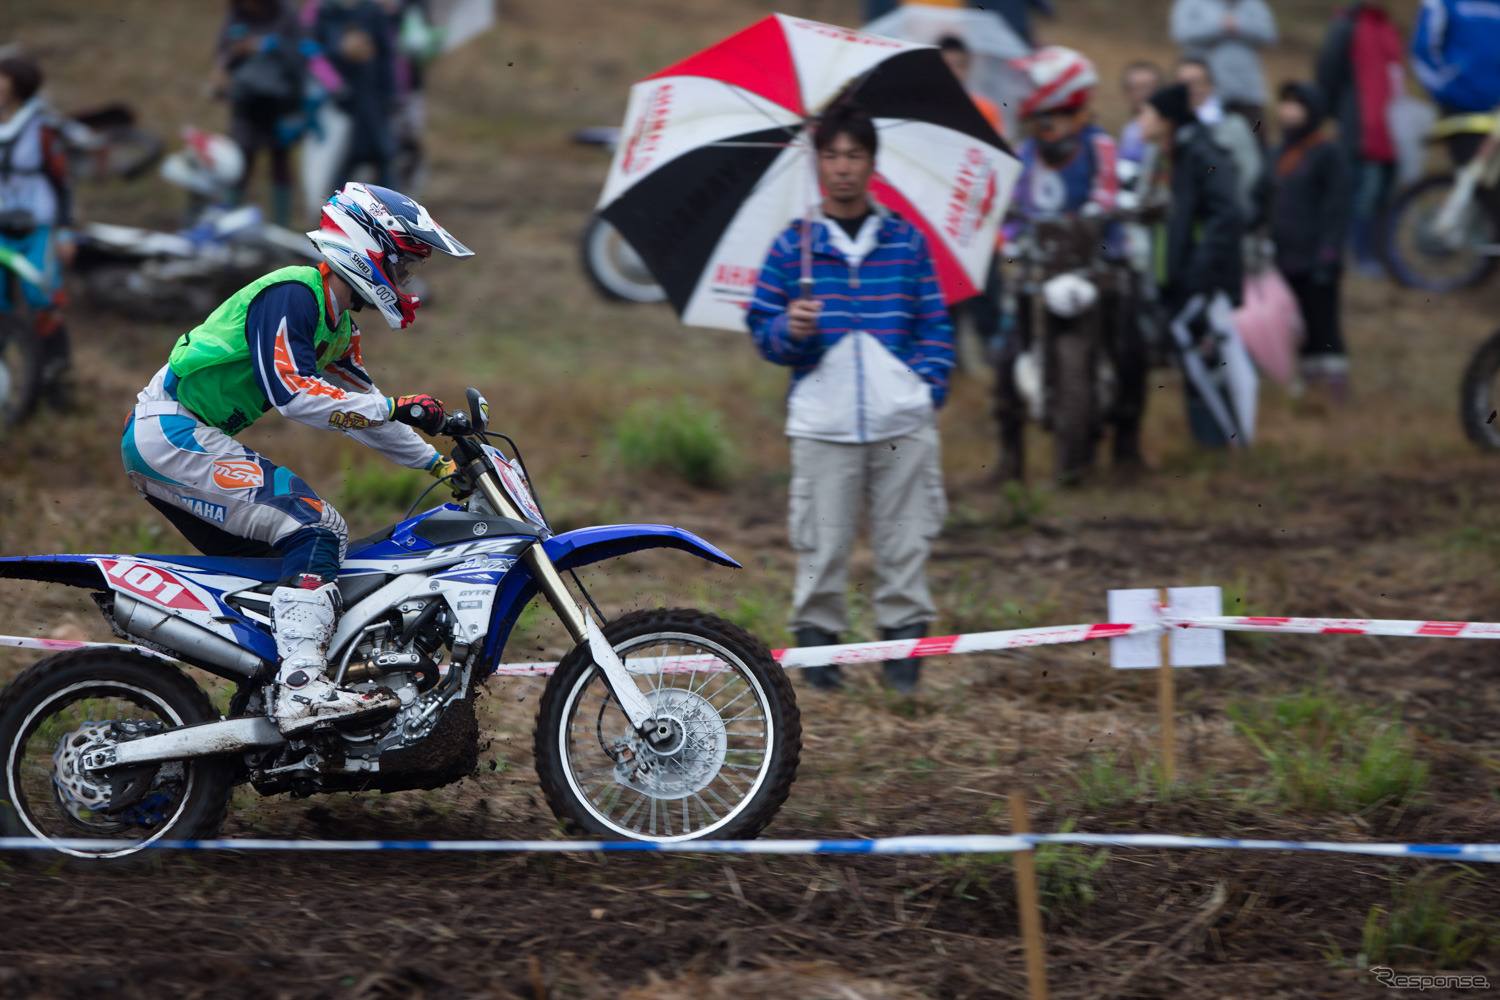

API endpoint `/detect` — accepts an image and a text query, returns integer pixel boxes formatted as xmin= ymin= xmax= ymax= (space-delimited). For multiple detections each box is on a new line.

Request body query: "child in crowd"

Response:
xmin=1270 ymin=82 xmax=1350 ymax=401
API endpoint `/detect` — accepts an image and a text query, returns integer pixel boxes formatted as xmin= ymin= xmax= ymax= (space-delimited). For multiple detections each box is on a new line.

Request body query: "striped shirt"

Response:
xmin=747 ymin=214 xmax=955 ymax=411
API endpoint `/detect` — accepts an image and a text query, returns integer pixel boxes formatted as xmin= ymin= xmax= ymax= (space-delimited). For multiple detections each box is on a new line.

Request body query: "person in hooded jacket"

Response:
xmin=1138 ymin=83 xmax=1250 ymax=447
xmin=1270 ymin=81 xmax=1350 ymax=401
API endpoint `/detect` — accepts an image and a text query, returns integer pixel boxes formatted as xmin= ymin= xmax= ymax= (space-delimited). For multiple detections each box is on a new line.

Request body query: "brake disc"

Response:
xmin=612 ymin=688 xmax=729 ymax=800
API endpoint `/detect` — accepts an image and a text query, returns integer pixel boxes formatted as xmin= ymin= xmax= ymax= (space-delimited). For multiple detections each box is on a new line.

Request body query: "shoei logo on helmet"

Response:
xmin=212 ymin=460 xmax=264 ymax=489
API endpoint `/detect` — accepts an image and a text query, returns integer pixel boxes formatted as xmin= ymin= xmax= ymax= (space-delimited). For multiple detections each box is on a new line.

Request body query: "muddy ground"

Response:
xmin=3 ymin=0 xmax=1500 ymax=997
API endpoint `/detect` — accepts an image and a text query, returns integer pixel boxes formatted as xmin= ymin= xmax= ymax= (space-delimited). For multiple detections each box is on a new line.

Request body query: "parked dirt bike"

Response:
xmin=1380 ymin=111 xmax=1500 ymax=293
xmin=0 ymin=390 xmax=801 ymax=858
xmin=574 ymin=127 xmax=667 ymax=303
xmin=76 ymin=205 xmax=319 ymax=323
xmin=0 ymin=215 xmax=48 ymax=431
xmin=1459 ymin=327 xmax=1500 ymax=449
xmin=995 ymin=215 xmax=1147 ymax=483
xmin=75 ymin=126 xmax=319 ymax=322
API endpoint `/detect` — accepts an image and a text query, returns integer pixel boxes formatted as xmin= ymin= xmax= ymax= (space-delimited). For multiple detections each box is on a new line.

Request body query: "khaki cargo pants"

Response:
xmin=787 ymin=422 xmax=946 ymax=635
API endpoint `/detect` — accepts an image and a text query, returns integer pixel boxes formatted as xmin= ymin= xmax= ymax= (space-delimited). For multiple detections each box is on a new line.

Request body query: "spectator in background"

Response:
xmin=966 ymin=0 xmax=1054 ymax=48
xmin=311 ymin=0 xmax=399 ymax=189
xmin=1137 ymin=83 xmax=1248 ymax=447
xmin=1271 ymin=82 xmax=1350 ymax=402
xmin=939 ymin=36 xmax=1003 ymax=136
xmin=392 ymin=0 xmax=441 ymax=193
xmin=1118 ymin=61 xmax=1164 ymax=169
xmin=0 ymin=51 xmax=73 ymax=407
xmin=213 ymin=0 xmax=304 ymax=226
xmin=1170 ymin=0 xmax=1278 ymax=123
xmin=1410 ymin=0 xmax=1500 ymax=167
xmin=747 ymin=105 xmax=953 ymax=695
xmin=1176 ymin=56 xmax=1267 ymax=228
xmin=1317 ymin=0 xmax=1405 ymax=278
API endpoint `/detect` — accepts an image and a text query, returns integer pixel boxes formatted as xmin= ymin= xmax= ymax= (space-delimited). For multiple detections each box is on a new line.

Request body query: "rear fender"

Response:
xmin=0 ymin=554 xmax=111 ymax=589
xmin=477 ymin=524 xmax=740 ymax=669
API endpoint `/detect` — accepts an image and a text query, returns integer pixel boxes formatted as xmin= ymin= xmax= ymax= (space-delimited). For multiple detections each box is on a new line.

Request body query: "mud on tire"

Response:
xmin=534 ymin=608 xmax=800 ymax=841
xmin=0 ymin=648 xmax=234 ymax=860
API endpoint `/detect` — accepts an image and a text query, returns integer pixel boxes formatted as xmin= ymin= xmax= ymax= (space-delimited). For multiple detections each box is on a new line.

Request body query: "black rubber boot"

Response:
xmin=881 ymin=623 xmax=927 ymax=694
xmin=794 ymin=626 xmax=843 ymax=691
xmin=37 ymin=326 xmax=72 ymax=413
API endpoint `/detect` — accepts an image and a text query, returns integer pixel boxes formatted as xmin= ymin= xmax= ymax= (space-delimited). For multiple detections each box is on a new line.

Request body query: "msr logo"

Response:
xmin=99 ymin=560 xmax=208 ymax=613
xmin=212 ymin=460 xmax=264 ymax=490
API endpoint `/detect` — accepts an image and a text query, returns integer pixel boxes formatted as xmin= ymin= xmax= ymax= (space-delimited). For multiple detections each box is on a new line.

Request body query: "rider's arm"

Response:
xmin=248 ymin=283 xmax=394 ymax=432
xmin=747 ymin=226 xmax=822 ymax=366
xmin=39 ymin=123 xmax=73 ymax=232
xmin=903 ymin=230 xmax=956 ymax=409
xmin=321 ymin=328 xmax=443 ymax=470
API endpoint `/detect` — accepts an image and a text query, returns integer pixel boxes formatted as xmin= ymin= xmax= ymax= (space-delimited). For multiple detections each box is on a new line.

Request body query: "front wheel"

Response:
xmin=1050 ymin=327 xmax=1099 ymax=484
xmin=0 ymin=649 xmax=233 ymax=859
xmin=0 ymin=312 xmax=41 ymax=430
xmin=534 ymin=608 xmax=800 ymax=841
xmin=1460 ymin=328 xmax=1500 ymax=450
xmin=1380 ymin=174 xmax=1500 ymax=293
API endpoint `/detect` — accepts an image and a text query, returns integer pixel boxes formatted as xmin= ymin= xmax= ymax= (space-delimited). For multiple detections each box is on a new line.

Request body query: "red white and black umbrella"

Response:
xmin=595 ymin=14 xmax=1020 ymax=331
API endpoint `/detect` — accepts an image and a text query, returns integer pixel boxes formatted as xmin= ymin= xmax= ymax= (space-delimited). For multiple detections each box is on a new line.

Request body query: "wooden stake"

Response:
xmin=1010 ymin=793 xmax=1049 ymax=1000
xmin=1158 ymin=587 xmax=1176 ymax=786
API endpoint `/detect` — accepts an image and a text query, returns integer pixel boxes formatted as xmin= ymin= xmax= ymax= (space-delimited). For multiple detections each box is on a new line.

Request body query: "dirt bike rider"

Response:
xmin=121 ymin=181 xmax=472 ymax=735
xmin=997 ymin=46 xmax=1147 ymax=477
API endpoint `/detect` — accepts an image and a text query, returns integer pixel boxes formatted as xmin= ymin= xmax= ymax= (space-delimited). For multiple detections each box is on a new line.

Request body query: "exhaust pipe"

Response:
xmin=115 ymin=594 xmax=269 ymax=680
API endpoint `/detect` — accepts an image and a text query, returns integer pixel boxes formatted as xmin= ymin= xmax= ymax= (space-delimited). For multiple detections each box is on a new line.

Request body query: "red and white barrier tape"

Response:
xmin=0 ymin=636 xmax=172 ymax=659
xmin=9 ymin=612 xmax=1500 ymax=677
xmin=1167 ymin=616 xmax=1500 ymax=639
xmin=492 ymin=621 xmax=1151 ymax=675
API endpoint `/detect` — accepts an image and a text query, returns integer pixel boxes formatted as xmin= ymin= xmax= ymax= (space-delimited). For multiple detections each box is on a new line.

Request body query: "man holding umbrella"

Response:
xmin=748 ymin=105 xmax=955 ymax=695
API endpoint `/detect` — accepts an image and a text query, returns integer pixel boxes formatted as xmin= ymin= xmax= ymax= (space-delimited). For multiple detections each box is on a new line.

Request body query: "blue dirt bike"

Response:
xmin=0 ymin=390 xmax=801 ymax=858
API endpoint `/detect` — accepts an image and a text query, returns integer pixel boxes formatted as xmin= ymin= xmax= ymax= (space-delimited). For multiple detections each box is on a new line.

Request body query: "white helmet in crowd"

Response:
xmin=160 ymin=127 xmax=244 ymax=198
xmin=307 ymin=182 xmax=473 ymax=330
xmin=1014 ymin=46 xmax=1098 ymax=119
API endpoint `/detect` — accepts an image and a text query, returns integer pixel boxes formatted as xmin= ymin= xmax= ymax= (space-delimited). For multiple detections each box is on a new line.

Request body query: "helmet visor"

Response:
xmin=387 ymin=251 xmax=428 ymax=289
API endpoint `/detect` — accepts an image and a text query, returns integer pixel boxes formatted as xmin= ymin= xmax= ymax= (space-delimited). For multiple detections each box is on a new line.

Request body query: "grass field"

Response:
xmin=1 ymin=1 xmax=1498 ymax=997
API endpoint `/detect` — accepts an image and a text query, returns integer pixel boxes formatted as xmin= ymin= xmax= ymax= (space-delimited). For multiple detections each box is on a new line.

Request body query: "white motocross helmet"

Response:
xmin=306 ymin=182 xmax=473 ymax=329
xmin=160 ymin=127 xmax=245 ymax=199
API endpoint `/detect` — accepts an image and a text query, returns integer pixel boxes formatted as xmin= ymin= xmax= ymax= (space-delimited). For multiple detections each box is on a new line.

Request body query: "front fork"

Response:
xmin=472 ymin=471 xmax=659 ymax=734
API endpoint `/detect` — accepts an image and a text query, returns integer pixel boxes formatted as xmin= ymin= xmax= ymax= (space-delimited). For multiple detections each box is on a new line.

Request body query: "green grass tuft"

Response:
xmin=611 ymin=396 xmax=735 ymax=489
xmin=1360 ymin=868 xmax=1495 ymax=969
xmin=1228 ymin=687 xmax=1428 ymax=813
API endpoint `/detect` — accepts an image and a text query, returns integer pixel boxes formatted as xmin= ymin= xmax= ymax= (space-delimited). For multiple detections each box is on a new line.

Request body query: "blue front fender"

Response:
xmin=478 ymin=524 xmax=741 ymax=670
xmin=543 ymin=523 xmax=740 ymax=572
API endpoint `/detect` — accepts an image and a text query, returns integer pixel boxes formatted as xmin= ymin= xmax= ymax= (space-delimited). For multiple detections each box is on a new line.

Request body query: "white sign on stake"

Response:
xmin=1108 ymin=587 xmax=1226 ymax=669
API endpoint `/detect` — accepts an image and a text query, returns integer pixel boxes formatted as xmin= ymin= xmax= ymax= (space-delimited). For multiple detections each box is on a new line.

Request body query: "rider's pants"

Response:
xmin=121 ymin=369 xmax=347 ymax=583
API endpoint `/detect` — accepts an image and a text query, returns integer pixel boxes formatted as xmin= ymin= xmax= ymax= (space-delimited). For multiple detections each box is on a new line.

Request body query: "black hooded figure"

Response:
xmin=1270 ymin=81 xmax=1350 ymax=398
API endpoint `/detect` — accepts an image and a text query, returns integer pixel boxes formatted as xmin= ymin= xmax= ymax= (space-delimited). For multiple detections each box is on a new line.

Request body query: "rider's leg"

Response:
xmin=122 ymin=386 xmax=397 ymax=731
xmin=13 ymin=225 xmax=69 ymax=407
xmin=1103 ymin=286 xmax=1148 ymax=466
xmin=993 ymin=296 xmax=1029 ymax=482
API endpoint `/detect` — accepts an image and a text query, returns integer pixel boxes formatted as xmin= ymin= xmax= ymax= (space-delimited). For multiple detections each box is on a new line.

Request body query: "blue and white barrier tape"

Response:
xmin=3 ymin=832 xmax=1497 ymax=861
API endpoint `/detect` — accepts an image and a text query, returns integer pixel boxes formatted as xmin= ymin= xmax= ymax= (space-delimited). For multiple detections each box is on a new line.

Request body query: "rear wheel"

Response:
xmin=0 ymin=312 xmax=40 ymax=430
xmin=580 ymin=215 xmax=666 ymax=303
xmin=1460 ymin=328 xmax=1500 ymax=450
xmin=1380 ymin=174 xmax=1500 ymax=293
xmin=535 ymin=608 xmax=800 ymax=841
xmin=0 ymin=649 xmax=233 ymax=860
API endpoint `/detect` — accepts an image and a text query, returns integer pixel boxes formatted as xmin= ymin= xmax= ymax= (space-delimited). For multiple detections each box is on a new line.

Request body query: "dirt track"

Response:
xmin=4 ymin=0 xmax=1500 ymax=997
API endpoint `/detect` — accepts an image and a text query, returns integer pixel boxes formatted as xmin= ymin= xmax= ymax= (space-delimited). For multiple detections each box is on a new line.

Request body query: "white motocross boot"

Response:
xmin=271 ymin=582 xmax=398 ymax=735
